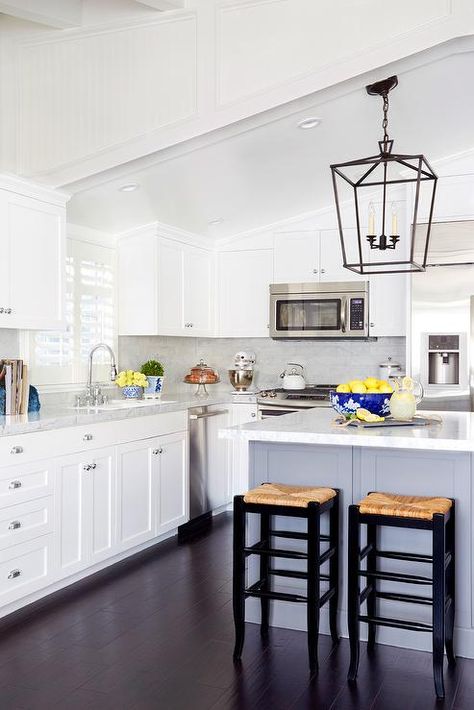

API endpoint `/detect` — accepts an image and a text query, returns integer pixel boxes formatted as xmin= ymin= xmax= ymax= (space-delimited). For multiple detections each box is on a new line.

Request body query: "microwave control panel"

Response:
xmin=349 ymin=298 xmax=365 ymax=330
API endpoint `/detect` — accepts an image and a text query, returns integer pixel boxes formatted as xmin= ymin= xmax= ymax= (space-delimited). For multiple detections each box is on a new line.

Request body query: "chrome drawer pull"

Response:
xmin=83 ymin=434 xmax=93 ymax=441
xmin=10 ymin=446 xmax=23 ymax=455
xmin=8 ymin=521 xmax=21 ymax=531
xmin=9 ymin=480 xmax=22 ymax=490
xmin=7 ymin=569 xmax=21 ymax=579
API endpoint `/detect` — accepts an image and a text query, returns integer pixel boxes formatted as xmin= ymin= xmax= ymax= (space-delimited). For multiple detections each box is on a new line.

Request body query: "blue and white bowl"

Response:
xmin=330 ymin=391 xmax=391 ymax=417
xmin=122 ymin=385 xmax=142 ymax=399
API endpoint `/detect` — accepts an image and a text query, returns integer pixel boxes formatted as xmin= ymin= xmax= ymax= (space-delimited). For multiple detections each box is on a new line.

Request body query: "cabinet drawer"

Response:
xmin=0 ymin=460 xmax=54 ymax=508
xmin=0 ymin=411 xmax=188 ymax=465
xmin=0 ymin=535 xmax=53 ymax=604
xmin=0 ymin=497 xmax=53 ymax=550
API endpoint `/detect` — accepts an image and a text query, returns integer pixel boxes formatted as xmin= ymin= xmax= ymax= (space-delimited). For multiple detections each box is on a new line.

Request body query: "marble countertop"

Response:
xmin=221 ymin=408 xmax=474 ymax=452
xmin=0 ymin=391 xmax=238 ymax=436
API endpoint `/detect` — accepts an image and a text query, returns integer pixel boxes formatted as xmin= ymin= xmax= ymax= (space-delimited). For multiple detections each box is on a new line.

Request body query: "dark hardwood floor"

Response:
xmin=0 ymin=512 xmax=472 ymax=709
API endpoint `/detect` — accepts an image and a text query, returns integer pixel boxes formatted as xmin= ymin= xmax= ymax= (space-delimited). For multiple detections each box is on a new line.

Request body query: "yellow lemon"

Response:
xmin=402 ymin=376 xmax=414 ymax=391
xmin=366 ymin=387 xmax=380 ymax=393
xmin=356 ymin=408 xmax=385 ymax=423
xmin=349 ymin=380 xmax=367 ymax=394
xmin=378 ymin=384 xmax=394 ymax=394
xmin=336 ymin=384 xmax=351 ymax=393
xmin=364 ymin=377 xmax=378 ymax=389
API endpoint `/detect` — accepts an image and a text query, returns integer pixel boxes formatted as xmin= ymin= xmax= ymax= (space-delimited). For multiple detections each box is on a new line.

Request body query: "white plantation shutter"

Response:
xmin=26 ymin=239 xmax=117 ymax=386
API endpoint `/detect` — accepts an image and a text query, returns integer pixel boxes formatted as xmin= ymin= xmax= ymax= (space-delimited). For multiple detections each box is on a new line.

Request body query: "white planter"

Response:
xmin=143 ymin=376 xmax=164 ymax=398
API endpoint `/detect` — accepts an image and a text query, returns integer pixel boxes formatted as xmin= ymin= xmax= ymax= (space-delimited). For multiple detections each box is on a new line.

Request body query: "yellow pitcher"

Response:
xmin=389 ymin=376 xmax=424 ymax=421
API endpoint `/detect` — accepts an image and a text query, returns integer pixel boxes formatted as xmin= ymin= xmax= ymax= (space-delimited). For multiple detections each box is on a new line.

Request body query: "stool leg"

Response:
xmin=307 ymin=502 xmax=321 ymax=673
xmin=329 ymin=495 xmax=340 ymax=644
xmin=366 ymin=522 xmax=377 ymax=653
xmin=233 ymin=496 xmax=246 ymax=661
xmin=260 ymin=510 xmax=271 ymax=637
xmin=445 ymin=506 xmax=456 ymax=667
xmin=432 ymin=513 xmax=446 ymax=698
xmin=347 ymin=505 xmax=361 ymax=682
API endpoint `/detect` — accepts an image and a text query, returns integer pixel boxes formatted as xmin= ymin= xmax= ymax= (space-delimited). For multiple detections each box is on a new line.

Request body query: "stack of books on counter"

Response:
xmin=1 ymin=359 xmax=29 ymax=415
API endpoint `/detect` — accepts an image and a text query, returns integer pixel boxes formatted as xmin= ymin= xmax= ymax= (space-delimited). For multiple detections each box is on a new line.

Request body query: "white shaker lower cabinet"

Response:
xmin=57 ymin=447 xmax=116 ymax=577
xmin=204 ymin=407 xmax=232 ymax=510
xmin=116 ymin=439 xmax=156 ymax=552
xmin=155 ymin=431 xmax=188 ymax=536
xmin=231 ymin=403 xmax=258 ymax=495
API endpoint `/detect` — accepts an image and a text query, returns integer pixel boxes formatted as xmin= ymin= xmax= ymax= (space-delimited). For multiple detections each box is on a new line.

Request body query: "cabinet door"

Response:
xmin=118 ymin=233 xmax=157 ymax=335
xmin=231 ymin=404 xmax=257 ymax=496
xmin=7 ymin=193 xmax=65 ymax=330
xmin=319 ymin=229 xmax=363 ymax=282
xmin=157 ymin=239 xmax=184 ymax=335
xmin=0 ymin=192 xmax=11 ymax=327
xmin=156 ymin=431 xmax=188 ymax=536
xmin=273 ymin=231 xmax=319 ymax=282
xmin=57 ymin=447 xmax=116 ymax=577
xmin=369 ymin=274 xmax=408 ymax=337
xmin=205 ymin=407 xmax=232 ymax=510
xmin=116 ymin=439 xmax=157 ymax=551
xmin=57 ymin=454 xmax=88 ymax=576
xmin=184 ymin=246 xmax=213 ymax=336
xmin=89 ymin=451 xmax=116 ymax=565
xmin=218 ymin=249 xmax=273 ymax=337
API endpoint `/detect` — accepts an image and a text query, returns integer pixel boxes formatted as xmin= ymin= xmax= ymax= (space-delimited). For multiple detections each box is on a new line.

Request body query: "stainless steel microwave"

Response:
xmin=269 ymin=281 xmax=369 ymax=339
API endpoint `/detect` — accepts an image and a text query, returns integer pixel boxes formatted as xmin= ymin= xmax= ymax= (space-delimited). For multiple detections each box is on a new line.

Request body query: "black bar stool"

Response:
xmin=233 ymin=482 xmax=340 ymax=672
xmin=347 ymin=491 xmax=455 ymax=698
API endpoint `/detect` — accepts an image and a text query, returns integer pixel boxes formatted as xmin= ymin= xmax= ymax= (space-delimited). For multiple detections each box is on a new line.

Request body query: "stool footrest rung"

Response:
xmin=376 ymin=591 xmax=433 ymax=606
xmin=359 ymin=584 xmax=373 ymax=604
xmin=359 ymin=614 xmax=433 ymax=633
xmin=268 ymin=568 xmax=330 ymax=581
xmin=359 ymin=543 xmax=374 ymax=561
xmin=244 ymin=542 xmax=307 ymax=560
xmin=376 ymin=550 xmax=432 ymax=564
xmin=269 ymin=529 xmax=331 ymax=542
xmin=319 ymin=547 xmax=336 ymax=564
xmin=245 ymin=580 xmax=307 ymax=603
xmin=319 ymin=588 xmax=335 ymax=608
xmin=359 ymin=569 xmax=432 ymax=585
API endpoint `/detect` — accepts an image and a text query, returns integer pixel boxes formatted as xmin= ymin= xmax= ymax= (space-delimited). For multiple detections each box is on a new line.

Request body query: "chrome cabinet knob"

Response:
xmin=8 ymin=480 xmax=21 ymax=490
xmin=152 ymin=447 xmax=163 ymax=455
xmin=91 ymin=463 xmax=97 ymax=469
xmin=10 ymin=446 xmax=23 ymax=455
xmin=83 ymin=434 xmax=93 ymax=441
xmin=320 ymin=268 xmax=326 ymax=274
xmin=7 ymin=569 xmax=21 ymax=579
xmin=370 ymin=322 xmax=375 ymax=328
xmin=251 ymin=412 xmax=256 ymax=418
xmin=83 ymin=464 xmax=91 ymax=471
xmin=0 ymin=308 xmax=4 ymax=314
xmin=8 ymin=521 xmax=21 ymax=531
xmin=313 ymin=269 xmax=318 ymax=274
xmin=5 ymin=308 xmax=12 ymax=314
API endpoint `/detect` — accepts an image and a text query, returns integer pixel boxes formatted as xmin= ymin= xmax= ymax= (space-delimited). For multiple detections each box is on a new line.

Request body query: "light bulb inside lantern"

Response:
xmin=368 ymin=202 xmax=376 ymax=236
xmin=391 ymin=202 xmax=398 ymax=235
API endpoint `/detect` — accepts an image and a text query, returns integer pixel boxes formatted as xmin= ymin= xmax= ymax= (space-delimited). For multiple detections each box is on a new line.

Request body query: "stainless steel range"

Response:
xmin=257 ymin=385 xmax=335 ymax=418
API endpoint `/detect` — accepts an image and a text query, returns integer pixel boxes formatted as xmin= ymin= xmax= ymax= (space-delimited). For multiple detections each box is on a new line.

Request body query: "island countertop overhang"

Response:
xmin=220 ymin=408 xmax=474 ymax=453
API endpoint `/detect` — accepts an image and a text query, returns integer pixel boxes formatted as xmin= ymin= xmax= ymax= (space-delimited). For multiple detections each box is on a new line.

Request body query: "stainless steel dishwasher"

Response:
xmin=178 ymin=405 xmax=230 ymax=540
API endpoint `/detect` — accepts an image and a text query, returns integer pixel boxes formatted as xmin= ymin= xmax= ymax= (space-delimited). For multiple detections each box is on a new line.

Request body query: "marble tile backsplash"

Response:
xmin=119 ymin=336 xmax=406 ymax=393
xmin=0 ymin=330 xmax=20 ymax=359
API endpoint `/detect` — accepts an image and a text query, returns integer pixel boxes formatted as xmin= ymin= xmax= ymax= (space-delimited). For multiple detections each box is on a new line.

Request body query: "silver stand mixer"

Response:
xmin=228 ymin=351 xmax=256 ymax=391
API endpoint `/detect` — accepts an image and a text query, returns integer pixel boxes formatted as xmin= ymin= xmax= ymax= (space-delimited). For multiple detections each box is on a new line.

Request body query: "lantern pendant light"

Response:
xmin=330 ymin=75 xmax=437 ymax=275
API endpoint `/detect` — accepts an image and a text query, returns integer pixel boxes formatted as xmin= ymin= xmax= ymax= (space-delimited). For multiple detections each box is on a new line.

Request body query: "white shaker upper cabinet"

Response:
xmin=183 ymin=245 xmax=213 ymax=336
xmin=273 ymin=231 xmax=319 ymax=283
xmin=368 ymin=274 xmax=408 ymax=337
xmin=118 ymin=232 xmax=158 ymax=336
xmin=0 ymin=188 xmax=66 ymax=330
xmin=218 ymin=249 xmax=273 ymax=337
xmin=319 ymin=229 xmax=364 ymax=283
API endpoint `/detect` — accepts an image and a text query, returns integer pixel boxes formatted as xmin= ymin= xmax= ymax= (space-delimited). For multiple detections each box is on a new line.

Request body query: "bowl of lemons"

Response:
xmin=330 ymin=377 xmax=394 ymax=418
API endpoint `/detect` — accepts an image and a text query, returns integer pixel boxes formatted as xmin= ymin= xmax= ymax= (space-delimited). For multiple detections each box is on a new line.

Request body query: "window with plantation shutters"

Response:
xmin=24 ymin=238 xmax=117 ymax=387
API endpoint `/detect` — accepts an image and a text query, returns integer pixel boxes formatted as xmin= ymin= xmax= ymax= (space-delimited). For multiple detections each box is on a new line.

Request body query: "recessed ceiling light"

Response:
xmin=118 ymin=183 xmax=139 ymax=192
xmin=208 ymin=217 xmax=224 ymax=225
xmin=297 ymin=117 xmax=322 ymax=129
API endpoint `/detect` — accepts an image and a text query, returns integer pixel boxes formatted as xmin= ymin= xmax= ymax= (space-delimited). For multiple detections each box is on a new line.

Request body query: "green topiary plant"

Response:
xmin=140 ymin=359 xmax=164 ymax=377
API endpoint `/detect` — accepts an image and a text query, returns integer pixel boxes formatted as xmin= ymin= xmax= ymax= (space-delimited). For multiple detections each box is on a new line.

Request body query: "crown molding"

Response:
xmin=0 ymin=172 xmax=70 ymax=205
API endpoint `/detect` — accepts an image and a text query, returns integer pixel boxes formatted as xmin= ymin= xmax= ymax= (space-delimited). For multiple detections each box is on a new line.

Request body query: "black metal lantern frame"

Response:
xmin=330 ymin=76 xmax=437 ymax=275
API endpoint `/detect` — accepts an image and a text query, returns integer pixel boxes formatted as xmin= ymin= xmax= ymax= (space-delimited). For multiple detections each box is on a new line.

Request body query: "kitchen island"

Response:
xmin=221 ymin=409 xmax=474 ymax=658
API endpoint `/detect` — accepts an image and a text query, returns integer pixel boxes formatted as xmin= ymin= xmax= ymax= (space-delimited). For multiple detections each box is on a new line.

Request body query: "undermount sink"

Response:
xmin=73 ymin=399 xmax=176 ymax=411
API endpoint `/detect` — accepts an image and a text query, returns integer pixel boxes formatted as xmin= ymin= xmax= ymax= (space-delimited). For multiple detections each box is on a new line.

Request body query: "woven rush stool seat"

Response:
xmin=233 ymin=483 xmax=340 ymax=673
xmin=244 ymin=482 xmax=337 ymax=508
xmin=358 ymin=492 xmax=452 ymax=521
xmin=347 ymin=490 xmax=455 ymax=699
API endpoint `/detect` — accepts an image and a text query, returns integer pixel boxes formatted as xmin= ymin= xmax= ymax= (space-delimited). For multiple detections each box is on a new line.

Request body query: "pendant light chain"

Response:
xmin=382 ymin=92 xmax=389 ymax=143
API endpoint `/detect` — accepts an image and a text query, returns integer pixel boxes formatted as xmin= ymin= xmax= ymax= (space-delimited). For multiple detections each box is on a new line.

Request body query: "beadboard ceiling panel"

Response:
xmin=217 ymin=0 xmax=452 ymax=105
xmin=17 ymin=15 xmax=197 ymax=175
